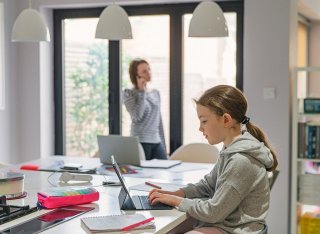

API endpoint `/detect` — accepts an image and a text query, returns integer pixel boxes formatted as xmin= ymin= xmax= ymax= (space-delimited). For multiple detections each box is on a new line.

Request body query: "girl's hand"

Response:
xmin=148 ymin=189 xmax=185 ymax=207
xmin=149 ymin=191 xmax=183 ymax=207
xmin=149 ymin=189 xmax=185 ymax=198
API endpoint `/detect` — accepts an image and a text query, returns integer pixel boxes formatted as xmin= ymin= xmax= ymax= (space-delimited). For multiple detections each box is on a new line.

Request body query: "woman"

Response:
xmin=123 ymin=58 xmax=167 ymax=160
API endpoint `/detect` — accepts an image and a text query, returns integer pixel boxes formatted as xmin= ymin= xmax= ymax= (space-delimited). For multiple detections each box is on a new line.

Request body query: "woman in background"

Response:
xmin=123 ymin=58 xmax=167 ymax=160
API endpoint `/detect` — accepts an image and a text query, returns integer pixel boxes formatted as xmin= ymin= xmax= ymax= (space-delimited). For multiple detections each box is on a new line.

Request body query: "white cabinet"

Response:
xmin=291 ymin=67 xmax=320 ymax=234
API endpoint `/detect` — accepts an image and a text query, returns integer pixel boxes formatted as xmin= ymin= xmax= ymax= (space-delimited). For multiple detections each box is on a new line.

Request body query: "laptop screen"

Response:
xmin=98 ymin=135 xmax=142 ymax=166
xmin=111 ymin=155 xmax=135 ymax=203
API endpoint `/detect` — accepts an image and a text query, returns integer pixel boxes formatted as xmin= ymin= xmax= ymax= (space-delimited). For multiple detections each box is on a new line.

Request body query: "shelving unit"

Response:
xmin=291 ymin=67 xmax=320 ymax=234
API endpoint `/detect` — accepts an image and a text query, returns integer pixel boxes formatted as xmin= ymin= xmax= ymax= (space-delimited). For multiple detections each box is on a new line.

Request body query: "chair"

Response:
xmin=0 ymin=162 xmax=10 ymax=168
xmin=268 ymin=169 xmax=280 ymax=190
xmin=169 ymin=143 xmax=219 ymax=163
xmin=259 ymin=224 xmax=268 ymax=234
xmin=137 ymin=143 xmax=146 ymax=160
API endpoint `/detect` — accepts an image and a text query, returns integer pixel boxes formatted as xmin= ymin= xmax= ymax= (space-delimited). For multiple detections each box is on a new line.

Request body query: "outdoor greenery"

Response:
xmin=68 ymin=42 xmax=109 ymax=157
xmin=67 ymin=42 xmax=132 ymax=157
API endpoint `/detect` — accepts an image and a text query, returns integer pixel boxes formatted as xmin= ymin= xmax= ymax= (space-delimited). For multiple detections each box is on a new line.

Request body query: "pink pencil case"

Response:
xmin=37 ymin=187 xmax=99 ymax=209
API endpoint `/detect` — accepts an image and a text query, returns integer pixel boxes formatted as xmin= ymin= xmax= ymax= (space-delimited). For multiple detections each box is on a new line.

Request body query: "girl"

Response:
xmin=123 ymin=58 xmax=167 ymax=160
xmin=149 ymin=85 xmax=278 ymax=234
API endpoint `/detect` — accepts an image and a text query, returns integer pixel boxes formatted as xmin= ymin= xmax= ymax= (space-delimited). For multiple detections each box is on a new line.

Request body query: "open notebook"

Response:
xmin=81 ymin=214 xmax=155 ymax=232
xmin=140 ymin=159 xmax=181 ymax=169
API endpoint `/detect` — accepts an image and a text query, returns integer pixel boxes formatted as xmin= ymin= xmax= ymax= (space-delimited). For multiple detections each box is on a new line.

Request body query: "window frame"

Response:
xmin=53 ymin=1 xmax=244 ymax=155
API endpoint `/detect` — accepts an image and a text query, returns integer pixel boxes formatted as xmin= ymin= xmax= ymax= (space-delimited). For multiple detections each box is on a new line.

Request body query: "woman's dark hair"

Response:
xmin=128 ymin=58 xmax=149 ymax=88
xmin=195 ymin=85 xmax=278 ymax=171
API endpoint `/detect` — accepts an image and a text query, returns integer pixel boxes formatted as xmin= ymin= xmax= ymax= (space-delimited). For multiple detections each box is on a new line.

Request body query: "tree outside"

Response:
xmin=67 ymin=42 xmax=109 ymax=157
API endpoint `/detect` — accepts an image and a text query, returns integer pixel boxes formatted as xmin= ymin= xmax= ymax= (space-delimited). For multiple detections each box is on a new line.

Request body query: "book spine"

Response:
xmin=307 ymin=125 xmax=313 ymax=159
xmin=298 ymin=122 xmax=306 ymax=159
xmin=317 ymin=126 xmax=320 ymax=159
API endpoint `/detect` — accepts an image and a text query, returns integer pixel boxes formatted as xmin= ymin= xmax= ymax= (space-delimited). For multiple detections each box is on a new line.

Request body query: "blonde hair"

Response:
xmin=195 ymin=85 xmax=278 ymax=171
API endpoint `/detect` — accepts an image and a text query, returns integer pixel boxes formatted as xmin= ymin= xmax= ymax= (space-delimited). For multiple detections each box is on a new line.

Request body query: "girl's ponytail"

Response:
xmin=246 ymin=122 xmax=278 ymax=171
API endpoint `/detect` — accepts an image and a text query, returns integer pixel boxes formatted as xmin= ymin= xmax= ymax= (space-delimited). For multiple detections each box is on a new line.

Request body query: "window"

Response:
xmin=58 ymin=16 xmax=109 ymax=157
xmin=54 ymin=2 xmax=243 ymax=156
xmin=297 ymin=21 xmax=308 ymax=67
xmin=121 ymin=15 xmax=170 ymax=151
xmin=183 ymin=13 xmax=237 ymax=145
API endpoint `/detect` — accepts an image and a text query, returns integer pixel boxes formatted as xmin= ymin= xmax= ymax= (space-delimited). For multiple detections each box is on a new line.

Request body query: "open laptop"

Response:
xmin=98 ymin=135 xmax=181 ymax=168
xmin=111 ymin=155 xmax=172 ymax=210
xmin=98 ymin=135 xmax=143 ymax=166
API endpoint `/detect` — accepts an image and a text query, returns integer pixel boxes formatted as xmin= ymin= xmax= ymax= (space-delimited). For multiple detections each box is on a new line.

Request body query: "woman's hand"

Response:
xmin=137 ymin=76 xmax=147 ymax=91
xmin=148 ymin=189 xmax=185 ymax=207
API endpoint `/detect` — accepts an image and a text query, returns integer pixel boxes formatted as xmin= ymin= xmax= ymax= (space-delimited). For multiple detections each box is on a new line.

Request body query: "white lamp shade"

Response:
xmin=95 ymin=4 xmax=132 ymax=40
xmin=189 ymin=1 xmax=229 ymax=37
xmin=12 ymin=8 xmax=50 ymax=42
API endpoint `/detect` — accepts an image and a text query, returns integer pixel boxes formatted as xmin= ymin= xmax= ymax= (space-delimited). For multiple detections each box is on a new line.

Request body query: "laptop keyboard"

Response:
xmin=138 ymin=195 xmax=171 ymax=209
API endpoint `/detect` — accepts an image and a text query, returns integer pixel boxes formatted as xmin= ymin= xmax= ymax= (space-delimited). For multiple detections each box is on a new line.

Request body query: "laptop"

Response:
xmin=98 ymin=135 xmax=181 ymax=168
xmin=98 ymin=135 xmax=142 ymax=166
xmin=111 ymin=155 xmax=172 ymax=210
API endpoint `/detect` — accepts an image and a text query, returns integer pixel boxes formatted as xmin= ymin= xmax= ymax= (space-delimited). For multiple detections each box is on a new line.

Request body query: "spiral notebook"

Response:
xmin=81 ymin=214 xmax=155 ymax=232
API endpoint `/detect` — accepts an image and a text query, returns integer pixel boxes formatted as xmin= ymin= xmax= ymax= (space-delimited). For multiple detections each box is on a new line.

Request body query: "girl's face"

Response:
xmin=197 ymin=104 xmax=225 ymax=145
xmin=137 ymin=63 xmax=151 ymax=82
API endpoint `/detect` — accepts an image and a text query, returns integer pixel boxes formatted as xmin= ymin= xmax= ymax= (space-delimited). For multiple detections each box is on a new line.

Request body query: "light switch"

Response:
xmin=263 ymin=87 xmax=276 ymax=99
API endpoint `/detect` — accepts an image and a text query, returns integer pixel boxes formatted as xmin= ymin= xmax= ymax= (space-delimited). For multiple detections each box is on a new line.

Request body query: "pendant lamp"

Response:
xmin=11 ymin=0 xmax=50 ymax=42
xmin=189 ymin=1 xmax=228 ymax=37
xmin=95 ymin=3 xmax=132 ymax=40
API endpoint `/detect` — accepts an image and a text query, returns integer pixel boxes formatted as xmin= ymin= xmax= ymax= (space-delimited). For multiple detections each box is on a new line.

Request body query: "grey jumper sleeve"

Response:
xmin=178 ymin=154 xmax=267 ymax=224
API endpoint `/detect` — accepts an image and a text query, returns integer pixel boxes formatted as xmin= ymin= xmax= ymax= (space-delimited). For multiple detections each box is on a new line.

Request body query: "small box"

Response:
xmin=37 ymin=187 xmax=99 ymax=209
xmin=304 ymin=98 xmax=320 ymax=113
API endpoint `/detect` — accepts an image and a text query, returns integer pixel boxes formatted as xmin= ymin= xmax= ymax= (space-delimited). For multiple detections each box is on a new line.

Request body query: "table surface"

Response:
xmin=0 ymin=156 xmax=213 ymax=233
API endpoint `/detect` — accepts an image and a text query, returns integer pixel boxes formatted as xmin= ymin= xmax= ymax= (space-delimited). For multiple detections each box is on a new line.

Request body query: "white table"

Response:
xmin=0 ymin=157 xmax=213 ymax=233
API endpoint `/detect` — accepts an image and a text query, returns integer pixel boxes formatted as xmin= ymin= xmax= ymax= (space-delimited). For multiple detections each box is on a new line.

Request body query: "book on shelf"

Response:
xmin=298 ymin=174 xmax=320 ymax=205
xmin=298 ymin=121 xmax=320 ymax=159
xmin=300 ymin=212 xmax=320 ymax=234
xmin=81 ymin=214 xmax=155 ymax=233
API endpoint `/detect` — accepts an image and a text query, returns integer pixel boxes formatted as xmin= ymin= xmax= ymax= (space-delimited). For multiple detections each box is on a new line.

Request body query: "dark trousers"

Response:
xmin=141 ymin=143 xmax=167 ymax=160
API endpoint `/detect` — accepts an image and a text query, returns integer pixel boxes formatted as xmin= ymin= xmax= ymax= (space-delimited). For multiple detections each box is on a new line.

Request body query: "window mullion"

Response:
xmin=170 ymin=10 xmax=183 ymax=154
xmin=109 ymin=41 xmax=122 ymax=134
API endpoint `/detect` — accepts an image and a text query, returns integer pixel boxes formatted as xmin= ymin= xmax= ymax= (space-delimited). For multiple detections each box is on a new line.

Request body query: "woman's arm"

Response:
xmin=123 ymin=89 xmax=147 ymax=121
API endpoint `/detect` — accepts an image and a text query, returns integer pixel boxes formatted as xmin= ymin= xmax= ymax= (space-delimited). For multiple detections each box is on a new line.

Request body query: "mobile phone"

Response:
xmin=61 ymin=163 xmax=83 ymax=170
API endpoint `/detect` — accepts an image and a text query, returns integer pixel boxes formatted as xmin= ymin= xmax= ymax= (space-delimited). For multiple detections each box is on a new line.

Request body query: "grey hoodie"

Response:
xmin=178 ymin=131 xmax=274 ymax=234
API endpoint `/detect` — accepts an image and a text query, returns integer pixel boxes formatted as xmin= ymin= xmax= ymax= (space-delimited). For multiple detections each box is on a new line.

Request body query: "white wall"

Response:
xmin=0 ymin=0 xmax=18 ymax=164
xmin=2 ymin=0 xmax=299 ymax=233
xmin=245 ymin=0 xmax=297 ymax=233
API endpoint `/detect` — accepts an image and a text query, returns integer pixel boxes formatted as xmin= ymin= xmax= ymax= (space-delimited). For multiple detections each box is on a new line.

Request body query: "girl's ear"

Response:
xmin=222 ymin=113 xmax=233 ymax=127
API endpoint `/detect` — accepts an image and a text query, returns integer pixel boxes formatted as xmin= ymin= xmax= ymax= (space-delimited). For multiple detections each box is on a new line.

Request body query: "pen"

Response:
xmin=121 ymin=217 xmax=155 ymax=231
xmin=145 ymin=181 xmax=162 ymax=189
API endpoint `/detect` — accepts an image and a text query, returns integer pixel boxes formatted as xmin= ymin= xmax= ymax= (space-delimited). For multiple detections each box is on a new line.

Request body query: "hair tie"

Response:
xmin=241 ymin=116 xmax=250 ymax=125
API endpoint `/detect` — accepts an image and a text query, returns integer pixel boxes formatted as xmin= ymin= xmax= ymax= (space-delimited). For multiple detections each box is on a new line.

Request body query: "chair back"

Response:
xmin=169 ymin=143 xmax=219 ymax=163
xmin=268 ymin=169 xmax=280 ymax=190
xmin=0 ymin=163 xmax=9 ymax=168
xmin=259 ymin=224 xmax=268 ymax=234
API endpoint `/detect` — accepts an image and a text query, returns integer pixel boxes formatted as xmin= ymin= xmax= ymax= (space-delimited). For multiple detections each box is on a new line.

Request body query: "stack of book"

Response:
xmin=300 ymin=211 xmax=320 ymax=234
xmin=298 ymin=174 xmax=320 ymax=205
xmin=298 ymin=121 xmax=320 ymax=159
